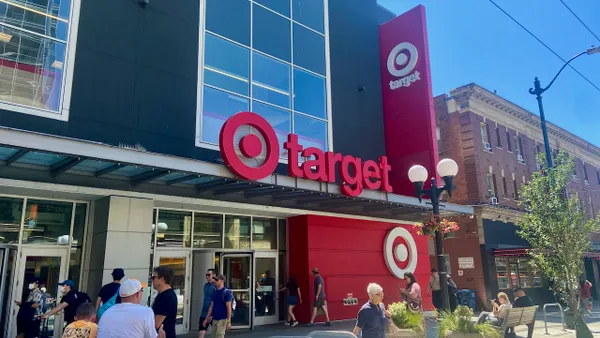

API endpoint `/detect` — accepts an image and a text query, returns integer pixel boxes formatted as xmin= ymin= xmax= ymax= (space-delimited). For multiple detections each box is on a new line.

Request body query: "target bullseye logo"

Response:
xmin=384 ymin=227 xmax=418 ymax=279
xmin=386 ymin=42 xmax=421 ymax=90
xmin=219 ymin=112 xmax=280 ymax=181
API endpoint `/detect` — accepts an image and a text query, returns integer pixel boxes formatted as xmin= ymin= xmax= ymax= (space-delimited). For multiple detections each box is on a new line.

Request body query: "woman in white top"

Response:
xmin=476 ymin=292 xmax=512 ymax=326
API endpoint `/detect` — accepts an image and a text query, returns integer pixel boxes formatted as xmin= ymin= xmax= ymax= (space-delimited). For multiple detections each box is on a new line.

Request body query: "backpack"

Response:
xmin=97 ymin=288 xmax=119 ymax=319
xmin=71 ymin=291 xmax=92 ymax=313
xmin=222 ymin=288 xmax=236 ymax=318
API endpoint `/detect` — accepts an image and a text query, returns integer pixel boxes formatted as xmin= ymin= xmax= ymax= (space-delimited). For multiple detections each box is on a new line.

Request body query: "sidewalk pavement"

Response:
xmin=182 ymin=308 xmax=600 ymax=337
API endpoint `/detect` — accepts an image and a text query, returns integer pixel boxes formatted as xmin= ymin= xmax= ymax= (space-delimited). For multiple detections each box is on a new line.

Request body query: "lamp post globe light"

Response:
xmin=408 ymin=158 xmax=459 ymax=311
xmin=529 ymin=46 xmax=600 ymax=169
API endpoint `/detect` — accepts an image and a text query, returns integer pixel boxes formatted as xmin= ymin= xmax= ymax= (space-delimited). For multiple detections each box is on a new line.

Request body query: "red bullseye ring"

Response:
xmin=240 ymin=134 xmax=262 ymax=158
xmin=219 ymin=112 xmax=280 ymax=181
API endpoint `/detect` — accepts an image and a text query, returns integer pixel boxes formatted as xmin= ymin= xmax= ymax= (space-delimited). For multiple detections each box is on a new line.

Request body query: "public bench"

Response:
xmin=495 ymin=305 xmax=538 ymax=338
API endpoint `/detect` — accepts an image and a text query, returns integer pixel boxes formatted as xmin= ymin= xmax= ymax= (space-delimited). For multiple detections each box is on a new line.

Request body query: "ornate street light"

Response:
xmin=408 ymin=158 xmax=459 ymax=311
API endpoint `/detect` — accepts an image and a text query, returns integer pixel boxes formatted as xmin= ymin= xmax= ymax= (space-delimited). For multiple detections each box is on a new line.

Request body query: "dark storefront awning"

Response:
xmin=0 ymin=127 xmax=473 ymax=221
xmin=492 ymin=248 xmax=530 ymax=257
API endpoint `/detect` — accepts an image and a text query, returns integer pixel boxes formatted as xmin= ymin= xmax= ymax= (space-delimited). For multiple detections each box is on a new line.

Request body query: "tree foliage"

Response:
xmin=517 ymin=151 xmax=600 ymax=318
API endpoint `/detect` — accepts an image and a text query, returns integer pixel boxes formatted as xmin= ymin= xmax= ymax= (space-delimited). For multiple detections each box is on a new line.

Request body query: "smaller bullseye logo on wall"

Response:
xmin=219 ymin=112 xmax=280 ymax=181
xmin=384 ymin=227 xmax=418 ymax=279
xmin=387 ymin=42 xmax=420 ymax=90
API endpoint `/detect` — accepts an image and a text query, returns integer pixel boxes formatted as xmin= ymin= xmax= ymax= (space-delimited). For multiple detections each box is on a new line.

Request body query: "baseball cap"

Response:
xmin=112 ymin=268 xmax=125 ymax=280
xmin=58 ymin=280 xmax=75 ymax=288
xmin=213 ymin=274 xmax=226 ymax=281
xmin=119 ymin=279 xmax=143 ymax=297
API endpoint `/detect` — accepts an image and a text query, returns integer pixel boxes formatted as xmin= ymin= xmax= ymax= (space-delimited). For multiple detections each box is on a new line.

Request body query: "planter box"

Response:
xmin=444 ymin=332 xmax=486 ymax=338
xmin=386 ymin=329 xmax=426 ymax=338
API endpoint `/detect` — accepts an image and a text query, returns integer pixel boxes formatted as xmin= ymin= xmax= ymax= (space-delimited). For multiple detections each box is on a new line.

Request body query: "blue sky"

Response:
xmin=377 ymin=0 xmax=600 ymax=147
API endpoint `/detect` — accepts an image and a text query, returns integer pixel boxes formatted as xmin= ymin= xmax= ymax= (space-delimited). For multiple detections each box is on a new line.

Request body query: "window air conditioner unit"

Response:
xmin=585 ymin=179 xmax=590 ymax=186
xmin=517 ymin=155 xmax=524 ymax=163
xmin=484 ymin=142 xmax=492 ymax=151
xmin=572 ymin=175 xmax=579 ymax=182
xmin=490 ymin=196 xmax=498 ymax=205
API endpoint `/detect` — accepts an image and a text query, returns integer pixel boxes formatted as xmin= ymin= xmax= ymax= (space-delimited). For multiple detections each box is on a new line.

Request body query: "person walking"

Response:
xmin=579 ymin=279 xmax=593 ymax=315
xmin=427 ymin=269 xmax=441 ymax=312
xmin=41 ymin=280 xmax=91 ymax=326
xmin=476 ymin=292 xmax=511 ymax=327
xmin=15 ymin=280 xmax=43 ymax=338
xmin=353 ymin=283 xmax=391 ymax=338
xmin=98 ymin=279 xmax=164 ymax=338
xmin=198 ymin=269 xmax=217 ymax=338
xmin=309 ymin=268 xmax=331 ymax=327
xmin=96 ymin=268 xmax=124 ymax=319
xmin=447 ymin=274 xmax=458 ymax=313
xmin=63 ymin=303 xmax=98 ymax=338
xmin=203 ymin=274 xmax=233 ymax=338
xmin=399 ymin=272 xmax=422 ymax=312
xmin=152 ymin=266 xmax=178 ymax=338
xmin=279 ymin=276 xmax=301 ymax=326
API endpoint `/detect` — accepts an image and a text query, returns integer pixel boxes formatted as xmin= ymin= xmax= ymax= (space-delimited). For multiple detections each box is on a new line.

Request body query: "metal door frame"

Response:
xmin=253 ymin=251 xmax=279 ymax=327
xmin=220 ymin=253 xmax=252 ymax=329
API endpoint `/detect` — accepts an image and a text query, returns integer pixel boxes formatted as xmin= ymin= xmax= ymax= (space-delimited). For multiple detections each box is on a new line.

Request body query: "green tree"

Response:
xmin=518 ymin=151 xmax=599 ymax=337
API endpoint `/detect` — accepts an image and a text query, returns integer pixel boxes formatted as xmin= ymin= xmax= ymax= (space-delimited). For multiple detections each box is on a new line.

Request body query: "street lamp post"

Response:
xmin=408 ymin=158 xmax=459 ymax=312
xmin=529 ymin=46 xmax=600 ymax=169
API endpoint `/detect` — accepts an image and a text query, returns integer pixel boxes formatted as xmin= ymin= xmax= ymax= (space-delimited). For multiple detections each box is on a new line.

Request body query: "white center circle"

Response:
xmin=395 ymin=243 xmax=409 ymax=261
xmin=386 ymin=42 xmax=419 ymax=78
xmin=395 ymin=53 xmax=408 ymax=67
xmin=383 ymin=227 xmax=418 ymax=279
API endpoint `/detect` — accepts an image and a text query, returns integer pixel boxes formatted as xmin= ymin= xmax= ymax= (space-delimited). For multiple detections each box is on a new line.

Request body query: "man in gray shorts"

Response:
xmin=309 ymin=268 xmax=331 ymax=326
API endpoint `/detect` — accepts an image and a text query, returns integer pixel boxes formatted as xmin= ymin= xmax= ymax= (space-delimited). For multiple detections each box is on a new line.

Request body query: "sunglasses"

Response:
xmin=213 ymin=277 xmax=222 ymax=282
xmin=206 ymin=274 xmax=212 ymax=277
xmin=151 ymin=276 xmax=160 ymax=280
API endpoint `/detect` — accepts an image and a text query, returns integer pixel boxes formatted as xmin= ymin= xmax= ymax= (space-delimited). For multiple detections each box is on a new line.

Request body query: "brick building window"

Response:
xmin=496 ymin=127 xmax=502 ymax=148
xmin=502 ymin=177 xmax=508 ymax=198
xmin=506 ymin=132 xmax=512 ymax=152
xmin=495 ymin=257 xmax=542 ymax=290
xmin=515 ymin=136 xmax=524 ymax=163
xmin=512 ymin=179 xmax=519 ymax=200
xmin=583 ymin=163 xmax=589 ymax=185
xmin=436 ymin=127 xmax=442 ymax=154
xmin=597 ymin=169 xmax=600 ymax=185
xmin=481 ymin=123 xmax=491 ymax=151
xmin=486 ymin=174 xmax=496 ymax=197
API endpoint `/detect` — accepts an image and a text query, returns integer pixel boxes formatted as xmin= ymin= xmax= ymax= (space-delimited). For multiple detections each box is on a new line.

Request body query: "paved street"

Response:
xmin=182 ymin=306 xmax=600 ymax=337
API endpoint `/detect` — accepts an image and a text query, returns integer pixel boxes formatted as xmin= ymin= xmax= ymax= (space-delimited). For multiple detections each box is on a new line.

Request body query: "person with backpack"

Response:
xmin=41 ymin=280 xmax=91 ymax=326
xmin=96 ymin=268 xmax=124 ymax=320
xmin=203 ymin=274 xmax=233 ymax=338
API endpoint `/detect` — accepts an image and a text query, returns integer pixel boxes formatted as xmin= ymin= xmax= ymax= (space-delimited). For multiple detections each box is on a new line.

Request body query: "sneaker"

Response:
xmin=285 ymin=321 xmax=290 ymax=326
xmin=292 ymin=321 xmax=299 ymax=327
xmin=325 ymin=322 xmax=332 ymax=327
xmin=307 ymin=323 xmax=314 ymax=327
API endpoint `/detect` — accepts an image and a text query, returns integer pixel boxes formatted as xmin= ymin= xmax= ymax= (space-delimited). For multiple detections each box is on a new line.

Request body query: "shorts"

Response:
xmin=313 ymin=298 xmax=326 ymax=308
xmin=199 ymin=316 xmax=212 ymax=331
xmin=211 ymin=319 xmax=227 ymax=338
xmin=288 ymin=296 xmax=298 ymax=305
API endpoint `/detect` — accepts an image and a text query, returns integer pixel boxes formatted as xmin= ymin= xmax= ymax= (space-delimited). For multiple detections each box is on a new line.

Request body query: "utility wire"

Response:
xmin=559 ymin=0 xmax=600 ymax=43
xmin=487 ymin=0 xmax=600 ymax=93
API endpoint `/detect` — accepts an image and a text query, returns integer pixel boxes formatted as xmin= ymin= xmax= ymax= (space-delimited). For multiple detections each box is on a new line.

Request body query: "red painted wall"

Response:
xmin=288 ymin=215 xmax=432 ymax=323
xmin=379 ymin=5 xmax=440 ymax=196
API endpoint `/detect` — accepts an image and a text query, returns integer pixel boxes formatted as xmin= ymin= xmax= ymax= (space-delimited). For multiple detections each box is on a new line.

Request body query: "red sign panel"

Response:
xmin=219 ymin=112 xmax=392 ymax=197
xmin=379 ymin=5 xmax=439 ymax=196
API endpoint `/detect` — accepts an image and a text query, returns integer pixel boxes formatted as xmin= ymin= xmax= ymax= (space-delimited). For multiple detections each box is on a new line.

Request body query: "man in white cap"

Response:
xmin=98 ymin=279 xmax=164 ymax=338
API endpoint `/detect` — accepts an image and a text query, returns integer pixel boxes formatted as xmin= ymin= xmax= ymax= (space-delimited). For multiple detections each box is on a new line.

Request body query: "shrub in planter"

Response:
xmin=386 ymin=302 xmax=425 ymax=337
xmin=439 ymin=305 xmax=500 ymax=338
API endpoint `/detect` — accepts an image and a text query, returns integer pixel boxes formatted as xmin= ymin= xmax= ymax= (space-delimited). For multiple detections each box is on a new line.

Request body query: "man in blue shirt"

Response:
xmin=353 ymin=283 xmax=390 ymax=338
xmin=199 ymin=269 xmax=217 ymax=338
xmin=203 ymin=274 xmax=232 ymax=338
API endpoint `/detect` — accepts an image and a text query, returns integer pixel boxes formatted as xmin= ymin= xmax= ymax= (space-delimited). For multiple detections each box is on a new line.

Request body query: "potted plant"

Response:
xmin=414 ymin=215 xmax=460 ymax=239
xmin=439 ymin=305 xmax=500 ymax=338
xmin=386 ymin=302 xmax=425 ymax=338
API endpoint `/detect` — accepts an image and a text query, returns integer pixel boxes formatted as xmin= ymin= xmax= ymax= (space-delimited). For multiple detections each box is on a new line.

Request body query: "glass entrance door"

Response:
xmin=9 ymin=248 xmax=67 ymax=338
xmin=0 ymin=247 xmax=16 ymax=338
xmin=221 ymin=254 xmax=251 ymax=329
xmin=153 ymin=251 xmax=191 ymax=335
xmin=254 ymin=251 xmax=278 ymax=326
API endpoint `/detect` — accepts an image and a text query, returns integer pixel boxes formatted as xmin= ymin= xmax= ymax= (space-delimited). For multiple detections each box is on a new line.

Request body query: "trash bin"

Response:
xmin=456 ymin=289 xmax=476 ymax=310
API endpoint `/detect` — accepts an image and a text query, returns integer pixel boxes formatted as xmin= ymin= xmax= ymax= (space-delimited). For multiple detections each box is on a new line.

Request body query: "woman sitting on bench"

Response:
xmin=477 ymin=292 xmax=512 ymax=326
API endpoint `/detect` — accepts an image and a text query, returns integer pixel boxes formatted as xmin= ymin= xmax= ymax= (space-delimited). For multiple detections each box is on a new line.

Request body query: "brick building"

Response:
xmin=433 ymin=83 xmax=600 ymax=309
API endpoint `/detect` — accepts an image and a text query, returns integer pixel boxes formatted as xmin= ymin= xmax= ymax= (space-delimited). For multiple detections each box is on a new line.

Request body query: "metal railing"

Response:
xmin=543 ymin=303 xmax=566 ymax=335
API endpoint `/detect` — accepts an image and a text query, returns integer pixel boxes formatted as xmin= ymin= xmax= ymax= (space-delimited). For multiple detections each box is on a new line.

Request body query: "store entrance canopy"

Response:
xmin=0 ymin=127 xmax=472 ymax=221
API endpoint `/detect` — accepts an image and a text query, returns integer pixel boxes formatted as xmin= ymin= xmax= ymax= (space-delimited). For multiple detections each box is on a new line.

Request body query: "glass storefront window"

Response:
xmin=252 ymin=218 xmax=277 ymax=250
xmin=22 ymin=199 xmax=72 ymax=245
xmin=156 ymin=210 xmax=192 ymax=248
xmin=496 ymin=256 xmax=542 ymax=289
xmin=0 ymin=0 xmax=76 ymax=115
xmin=199 ymin=0 xmax=329 ymax=154
xmin=0 ymin=197 xmax=23 ymax=244
xmin=224 ymin=215 xmax=250 ymax=249
xmin=255 ymin=257 xmax=276 ymax=318
xmin=517 ymin=258 xmax=531 ymax=288
xmin=156 ymin=257 xmax=187 ymax=325
xmin=495 ymin=257 xmax=510 ymax=290
xmin=193 ymin=213 xmax=223 ymax=248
